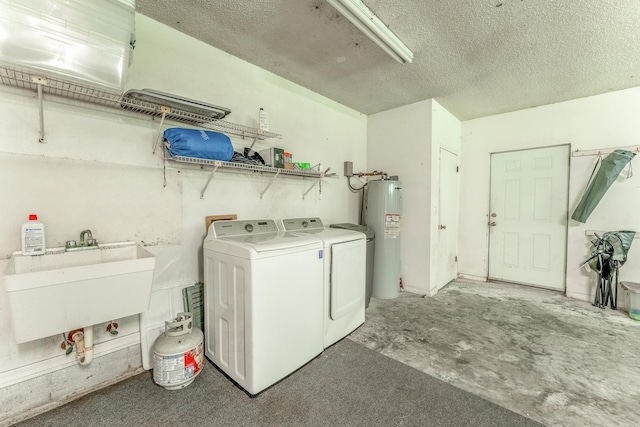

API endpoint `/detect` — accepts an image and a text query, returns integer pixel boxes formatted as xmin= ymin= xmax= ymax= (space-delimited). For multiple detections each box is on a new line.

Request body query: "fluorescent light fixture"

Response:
xmin=327 ymin=0 xmax=413 ymax=64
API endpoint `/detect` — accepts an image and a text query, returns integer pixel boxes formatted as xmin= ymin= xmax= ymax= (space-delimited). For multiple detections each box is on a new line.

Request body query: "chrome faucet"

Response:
xmin=79 ymin=229 xmax=94 ymax=246
xmin=65 ymin=229 xmax=98 ymax=251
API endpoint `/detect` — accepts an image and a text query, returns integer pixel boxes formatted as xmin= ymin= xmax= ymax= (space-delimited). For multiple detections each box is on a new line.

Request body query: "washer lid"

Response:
xmin=218 ymin=232 xmax=321 ymax=252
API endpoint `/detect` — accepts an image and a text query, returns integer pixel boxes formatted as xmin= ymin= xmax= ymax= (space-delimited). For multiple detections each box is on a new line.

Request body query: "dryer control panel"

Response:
xmin=213 ymin=219 xmax=278 ymax=237
xmin=281 ymin=217 xmax=324 ymax=231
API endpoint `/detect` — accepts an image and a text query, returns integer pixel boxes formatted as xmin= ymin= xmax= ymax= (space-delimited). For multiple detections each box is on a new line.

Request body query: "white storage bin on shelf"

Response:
xmin=0 ymin=0 xmax=135 ymax=91
xmin=621 ymin=282 xmax=640 ymax=321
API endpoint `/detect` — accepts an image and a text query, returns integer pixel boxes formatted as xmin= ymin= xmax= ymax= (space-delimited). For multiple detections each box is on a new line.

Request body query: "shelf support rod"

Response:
xmin=260 ymin=170 xmax=280 ymax=199
xmin=152 ymin=106 xmax=170 ymax=154
xmin=32 ymin=75 xmax=48 ymax=143
xmin=247 ymin=136 xmax=259 ymax=151
xmin=200 ymin=161 xmax=221 ymax=199
xmin=37 ymin=83 xmax=45 ymax=143
xmin=302 ymin=180 xmax=319 ymax=200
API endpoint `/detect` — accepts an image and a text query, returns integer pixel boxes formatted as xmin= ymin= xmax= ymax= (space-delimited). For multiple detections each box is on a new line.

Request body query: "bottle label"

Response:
xmin=259 ymin=110 xmax=269 ymax=132
xmin=24 ymin=228 xmax=45 ymax=254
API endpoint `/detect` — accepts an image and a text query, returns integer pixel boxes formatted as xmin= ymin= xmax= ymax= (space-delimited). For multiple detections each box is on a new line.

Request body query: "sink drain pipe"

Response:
xmin=71 ymin=327 xmax=94 ymax=365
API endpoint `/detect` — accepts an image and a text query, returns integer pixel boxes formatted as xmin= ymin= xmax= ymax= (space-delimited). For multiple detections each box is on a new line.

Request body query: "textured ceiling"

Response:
xmin=136 ymin=0 xmax=640 ymax=120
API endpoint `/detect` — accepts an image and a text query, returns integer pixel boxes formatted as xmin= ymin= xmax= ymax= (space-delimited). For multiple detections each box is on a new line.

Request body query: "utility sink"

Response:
xmin=3 ymin=242 xmax=156 ymax=343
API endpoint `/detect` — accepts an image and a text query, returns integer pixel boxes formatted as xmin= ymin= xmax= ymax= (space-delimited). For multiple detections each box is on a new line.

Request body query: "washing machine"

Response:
xmin=203 ymin=219 xmax=324 ymax=395
xmin=280 ymin=217 xmax=366 ymax=348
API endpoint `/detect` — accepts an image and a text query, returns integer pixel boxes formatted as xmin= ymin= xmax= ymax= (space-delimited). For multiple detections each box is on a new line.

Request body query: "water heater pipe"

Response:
xmin=354 ymin=171 xmax=388 ymax=179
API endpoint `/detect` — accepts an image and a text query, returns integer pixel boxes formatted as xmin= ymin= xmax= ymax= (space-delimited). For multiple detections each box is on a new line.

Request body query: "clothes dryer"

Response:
xmin=280 ymin=217 xmax=366 ymax=348
xmin=203 ymin=219 xmax=324 ymax=395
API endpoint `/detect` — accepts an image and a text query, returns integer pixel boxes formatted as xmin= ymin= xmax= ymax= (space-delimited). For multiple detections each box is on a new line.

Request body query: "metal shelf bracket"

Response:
xmin=152 ymin=106 xmax=170 ymax=154
xmin=302 ymin=179 xmax=319 ymax=200
xmin=260 ymin=169 xmax=281 ymax=199
xmin=200 ymin=161 xmax=222 ymax=199
xmin=247 ymin=136 xmax=259 ymax=151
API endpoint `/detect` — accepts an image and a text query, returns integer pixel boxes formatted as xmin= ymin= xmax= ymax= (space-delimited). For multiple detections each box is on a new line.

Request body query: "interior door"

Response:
xmin=434 ymin=148 xmax=459 ymax=291
xmin=488 ymin=145 xmax=569 ymax=290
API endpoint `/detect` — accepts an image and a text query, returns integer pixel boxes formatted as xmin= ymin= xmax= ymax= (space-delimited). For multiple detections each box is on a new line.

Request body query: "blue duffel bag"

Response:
xmin=163 ymin=128 xmax=234 ymax=161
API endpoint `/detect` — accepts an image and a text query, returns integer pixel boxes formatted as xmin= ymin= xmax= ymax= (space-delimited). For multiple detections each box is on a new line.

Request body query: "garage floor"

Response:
xmin=348 ymin=280 xmax=640 ymax=427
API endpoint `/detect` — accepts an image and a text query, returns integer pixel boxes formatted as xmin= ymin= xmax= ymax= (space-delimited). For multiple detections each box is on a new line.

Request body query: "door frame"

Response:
xmin=434 ymin=147 xmax=459 ymax=292
xmin=487 ymin=144 xmax=571 ymax=290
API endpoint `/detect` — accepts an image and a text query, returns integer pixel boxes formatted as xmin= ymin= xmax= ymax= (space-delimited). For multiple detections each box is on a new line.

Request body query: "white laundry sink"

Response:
xmin=3 ymin=242 xmax=156 ymax=343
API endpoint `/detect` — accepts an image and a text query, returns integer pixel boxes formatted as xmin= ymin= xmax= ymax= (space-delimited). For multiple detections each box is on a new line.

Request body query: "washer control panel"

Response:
xmin=213 ymin=219 xmax=278 ymax=237
xmin=280 ymin=217 xmax=324 ymax=231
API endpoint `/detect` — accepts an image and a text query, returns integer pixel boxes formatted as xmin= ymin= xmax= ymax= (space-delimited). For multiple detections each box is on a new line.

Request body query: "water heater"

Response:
xmin=366 ymin=179 xmax=402 ymax=299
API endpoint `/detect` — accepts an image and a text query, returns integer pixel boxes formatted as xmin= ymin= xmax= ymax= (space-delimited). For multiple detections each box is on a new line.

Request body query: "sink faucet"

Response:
xmin=65 ymin=230 xmax=98 ymax=251
xmin=79 ymin=230 xmax=93 ymax=246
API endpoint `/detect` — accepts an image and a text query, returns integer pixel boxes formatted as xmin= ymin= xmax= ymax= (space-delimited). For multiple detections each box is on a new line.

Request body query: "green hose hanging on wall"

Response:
xmin=571 ymin=150 xmax=636 ymax=223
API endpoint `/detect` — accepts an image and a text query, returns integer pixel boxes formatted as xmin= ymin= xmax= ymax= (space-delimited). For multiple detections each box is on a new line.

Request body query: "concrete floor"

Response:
xmin=348 ymin=279 xmax=640 ymax=427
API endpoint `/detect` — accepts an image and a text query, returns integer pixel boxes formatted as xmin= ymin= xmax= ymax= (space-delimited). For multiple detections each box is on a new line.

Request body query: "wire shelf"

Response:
xmin=0 ymin=64 xmax=282 ymax=141
xmin=0 ymin=64 xmax=334 ymax=198
xmin=170 ymin=155 xmax=337 ymax=179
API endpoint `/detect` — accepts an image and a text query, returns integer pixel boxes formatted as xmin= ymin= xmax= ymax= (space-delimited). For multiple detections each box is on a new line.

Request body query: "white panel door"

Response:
xmin=434 ymin=148 xmax=459 ymax=291
xmin=488 ymin=145 xmax=569 ymax=290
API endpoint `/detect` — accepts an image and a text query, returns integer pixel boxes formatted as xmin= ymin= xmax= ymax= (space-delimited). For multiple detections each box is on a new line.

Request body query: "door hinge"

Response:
xmin=455 ymin=255 xmax=458 ymax=262
xmin=456 ymin=166 xmax=459 ymax=172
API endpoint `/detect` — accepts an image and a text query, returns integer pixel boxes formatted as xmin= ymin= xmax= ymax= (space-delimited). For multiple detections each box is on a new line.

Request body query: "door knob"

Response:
xmin=489 ymin=222 xmax=497 ymax=226
xmin=491 ymin=213 xmax=497 ymax=218
xmin=438 ymin=224 xmax=447 ymax=230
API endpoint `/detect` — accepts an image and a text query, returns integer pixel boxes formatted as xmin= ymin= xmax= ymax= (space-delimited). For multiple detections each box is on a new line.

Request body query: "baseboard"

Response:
xmin=456 ymin=274 xmax=488 ymax=283
xmin=402 ymin=284 xmax=430 ymax=296
xmin=1 ymin=347 xmax=144 ymax=427
xmin=565 ymin=290 xmax=593 ymax=304
xmin=0 ymin=332 xmax=139 ymax=389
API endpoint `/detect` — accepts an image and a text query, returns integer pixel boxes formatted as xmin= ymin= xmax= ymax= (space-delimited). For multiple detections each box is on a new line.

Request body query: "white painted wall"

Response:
xmin=459 ymin=87 xmax=640 ymax=302
xmin=368 ymin=100 xmax=432 ymax=294
xmin=368 ymin=99 xmax=461 ymax=295
xmin=0 ymin=14 xmax=366 ymax=424
xmin=429 ymin=102 xmax=462 ymax=293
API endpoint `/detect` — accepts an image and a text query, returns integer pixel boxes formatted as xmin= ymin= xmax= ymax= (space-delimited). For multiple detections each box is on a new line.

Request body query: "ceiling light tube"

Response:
xmin=327 ymin=0 xmax=413 ymax=64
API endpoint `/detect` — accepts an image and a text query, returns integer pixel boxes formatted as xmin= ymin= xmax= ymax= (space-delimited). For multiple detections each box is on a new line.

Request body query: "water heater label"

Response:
xmin=384 ymin=214 xmax=401 ymax=238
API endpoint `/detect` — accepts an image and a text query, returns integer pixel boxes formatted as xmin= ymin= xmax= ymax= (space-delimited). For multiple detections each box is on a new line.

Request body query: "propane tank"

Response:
xmin=152 ymin=312 xmax=204 ymax=390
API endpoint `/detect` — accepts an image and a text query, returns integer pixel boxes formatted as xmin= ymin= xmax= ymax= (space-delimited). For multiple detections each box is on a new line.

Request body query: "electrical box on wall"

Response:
xmin=344 ymin=161 xmax=354 ymax=177
xmin=0 ymin=0 xmax=136 ymax=91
